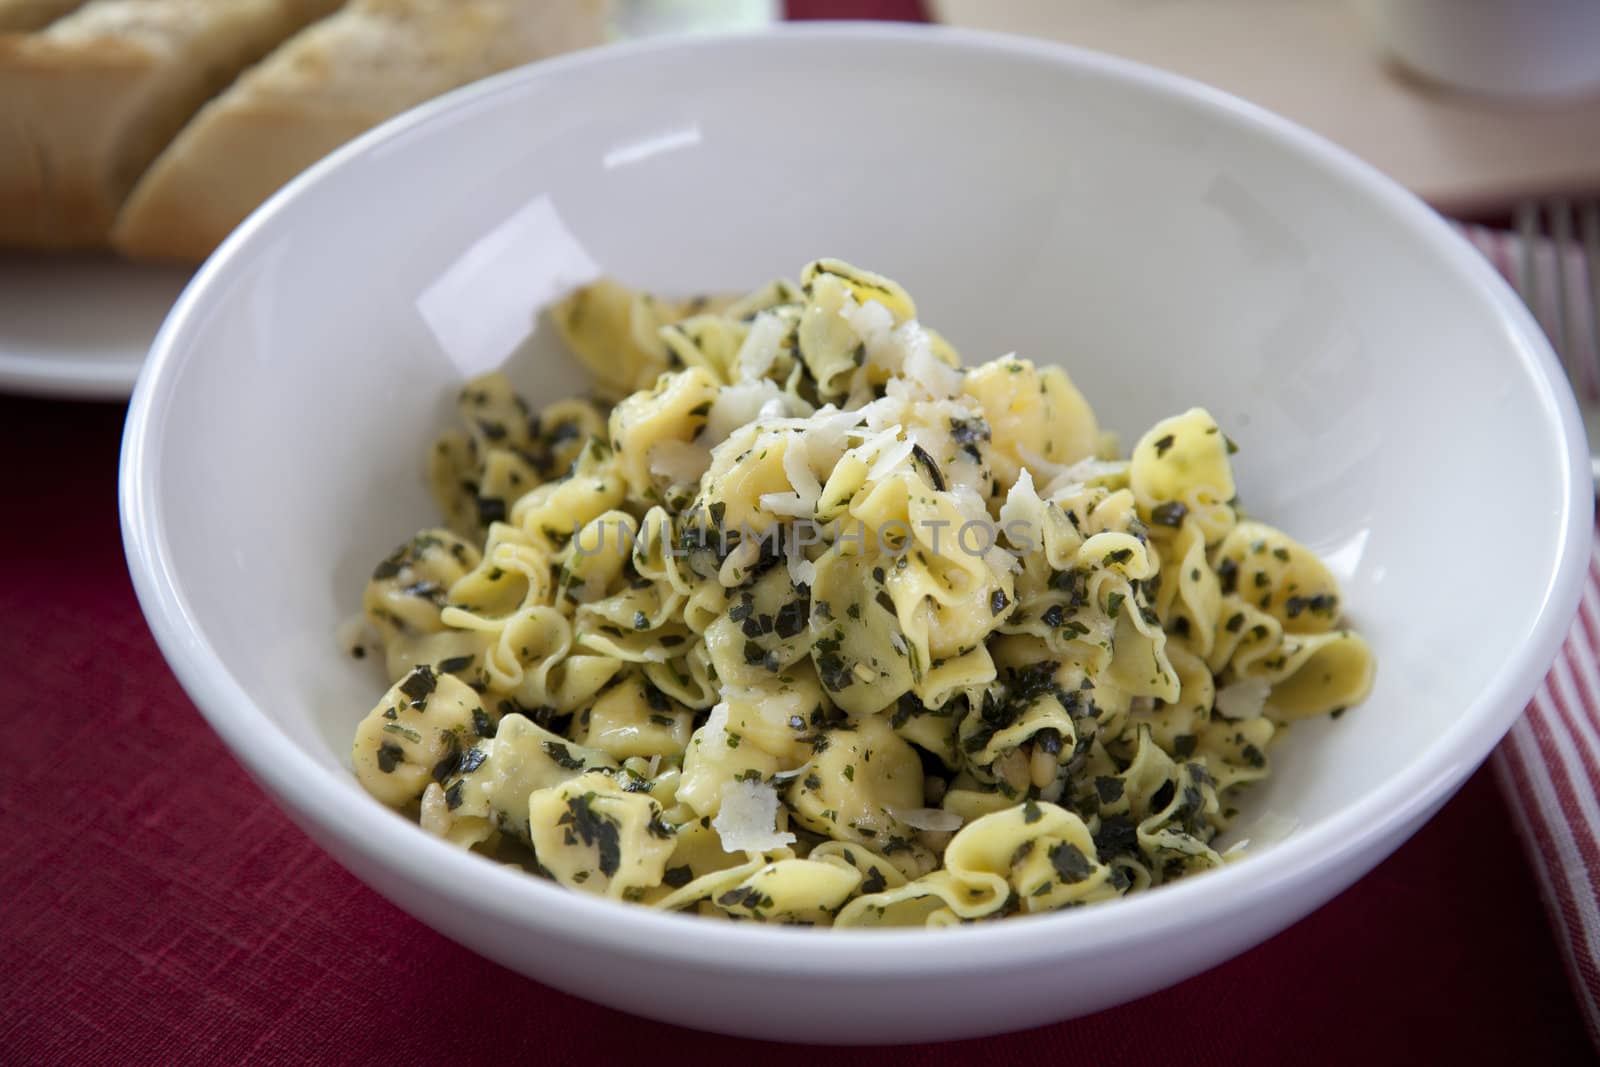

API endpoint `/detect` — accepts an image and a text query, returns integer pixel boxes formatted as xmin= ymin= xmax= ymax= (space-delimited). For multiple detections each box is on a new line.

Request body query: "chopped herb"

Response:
xmin=437 ymin=654 xmax=473 ymax=674
xmin=662 ymin=865 xmax=694 ymax=889
xmin=1152 ymin=434 xmax=1175 ymax=458
xmin=1049 ymin=842 xmax=1093 ymax=883
xmin=1022 ymin=800 xmax=1042 ymax=824
xmin=398 ymin=665 xmax=437 ymax=708
xmin=558 ymin=793 xmax=621 ymax=878
xmin=775 ymin=599 xmax=808 ymax=639
xmin=471 ymin=708 xmax=494 ymax=738
xmin=1284 ymin=593 xmax=1338 ymax=619
xmin=1217 ymin=558 xmax=1239 ymax=595
xmin=541 ymin=741 xmax=586 ymax=770
xmin=1093 ymin=815 xmax=1137 ymax=857
xmin=476 ymin=496 xmax=507 ymax=526
xmin=376 ymin=743 xmax=404 ymax=773
xmin=430 ymin=747 xmax=461 ymax=782
xmin=1095 ymin=776 xmax=1124 ymax=803
xmin=1150 ymin=501 xmax=1188 ymax=527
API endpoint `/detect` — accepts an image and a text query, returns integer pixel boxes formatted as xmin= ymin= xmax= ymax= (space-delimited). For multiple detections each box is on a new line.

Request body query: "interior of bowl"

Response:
xmin=125 ymin=25 xmax=1583 ymax=943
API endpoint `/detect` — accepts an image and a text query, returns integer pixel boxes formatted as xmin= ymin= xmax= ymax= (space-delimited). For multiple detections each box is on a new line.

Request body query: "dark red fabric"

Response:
xmin=0 ymin=4 xmax=1591 ymax=1061
xmin=0 ymin=397 xmax=1592 ymax=1065
xmin=789 ymin=0 xmax=929 ymax=22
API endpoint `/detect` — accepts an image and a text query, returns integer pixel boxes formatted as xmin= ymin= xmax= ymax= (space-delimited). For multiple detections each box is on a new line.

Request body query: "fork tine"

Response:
xmin=1515 ymin=201 xmax=1540 ymax=307
xmin=1551 ymin=199 xmax=1576 ymax=382
xmin=1583 ymin=201 xmax=1600 ymax=395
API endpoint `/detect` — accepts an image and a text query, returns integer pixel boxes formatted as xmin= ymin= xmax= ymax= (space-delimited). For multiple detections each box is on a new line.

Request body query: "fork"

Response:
xmin=1513 ymin=199 xmax=1600 ymax=492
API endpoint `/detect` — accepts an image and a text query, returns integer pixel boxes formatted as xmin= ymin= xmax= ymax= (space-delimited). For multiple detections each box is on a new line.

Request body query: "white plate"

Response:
xmin=0 ymin=1 xmax=778 ymax=403
xmin=0 ymin=255 xmax=192 ymax=401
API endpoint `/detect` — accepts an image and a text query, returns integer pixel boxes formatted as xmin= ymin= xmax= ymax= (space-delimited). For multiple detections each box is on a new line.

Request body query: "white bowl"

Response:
xmin=119 ymin=23 xmax=1590 ymax=1044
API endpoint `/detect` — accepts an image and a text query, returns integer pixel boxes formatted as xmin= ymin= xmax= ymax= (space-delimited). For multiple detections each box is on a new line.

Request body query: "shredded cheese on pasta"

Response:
xmin=348 ymin=259 xmax=1374 ymax=925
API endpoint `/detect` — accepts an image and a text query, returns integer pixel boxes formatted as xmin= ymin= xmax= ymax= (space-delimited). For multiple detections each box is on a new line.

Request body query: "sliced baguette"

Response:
xmin=0 ymin=1 xmax=86 ymax=33
xmin=111 ymin=0 xmax=606 ymax=263
xmin=0 ymin=0 xmax=342 ymax=250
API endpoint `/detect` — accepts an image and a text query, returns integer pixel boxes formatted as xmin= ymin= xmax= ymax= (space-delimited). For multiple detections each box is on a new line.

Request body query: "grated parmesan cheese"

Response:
xmin=647 ymin=439 xmax=712 ymax=487
xmin=736 ymin=310 xmax=788 ymax=381
xmin=420 ymin=782 xmax=452 ymax=837
xmin=895 ymin=807 xmax=965 ymax=832
xmin=902 ymin=330 xmax=962 ymax=399
xmin=705 ymin=381 xmax=784 ymax=444
xmin=866 ymin=432 xmax=915 ymax=483
xmin=840 ymin=296 xmax=895 ymax=361
xmin=998 ymin=467 xmax=1042 ymax=535
xmin=1040 ymin=456 xmax=1129 ymax=499
xmin=784 ymin=522 xmax=817 ymax=587
xmin=1215 ymin=677 xmax=1271 ymax=720
xmin=713 ymin=778 xmax=796 ymax=853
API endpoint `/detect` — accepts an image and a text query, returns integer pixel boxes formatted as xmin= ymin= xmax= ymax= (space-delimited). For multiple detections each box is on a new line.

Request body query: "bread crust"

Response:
xmin=112 ymin=0 xmax=606 ymax=263
xmin=0 ymin=0 xmax=342 ymax=250
xmin=0 ymin=0 xmax=86 ymax=33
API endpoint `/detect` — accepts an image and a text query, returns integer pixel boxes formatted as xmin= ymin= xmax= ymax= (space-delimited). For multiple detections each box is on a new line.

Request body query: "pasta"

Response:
xmin=348 ymin=259 xmax=1375 ymax=926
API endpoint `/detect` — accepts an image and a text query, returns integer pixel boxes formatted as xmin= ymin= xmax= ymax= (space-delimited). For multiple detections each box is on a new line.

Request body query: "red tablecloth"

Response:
xmin=2 ymin=4 xmax=1594 ymax=1062
xmin=4 ymin=354 xmax=1596 ymax=1066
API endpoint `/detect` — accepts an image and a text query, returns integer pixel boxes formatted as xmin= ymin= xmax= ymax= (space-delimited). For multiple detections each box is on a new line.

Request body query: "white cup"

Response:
xmin=1358 ymin=0 xmax=1600 ymax=99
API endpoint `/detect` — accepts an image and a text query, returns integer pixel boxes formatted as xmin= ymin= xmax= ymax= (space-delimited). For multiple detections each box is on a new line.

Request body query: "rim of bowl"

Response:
xmin=120 ymin=22 xmax=1591 ymax=974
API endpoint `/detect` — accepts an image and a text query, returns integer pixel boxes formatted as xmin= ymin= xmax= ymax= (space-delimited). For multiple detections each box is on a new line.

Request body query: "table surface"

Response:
xmin=2 ymin=397 xmax=1592 ymax=1063
xmin=931 ymin=0 xmax=1600 ymax=216
xmin=3 ymin=2 xmax=1596 ymax=1061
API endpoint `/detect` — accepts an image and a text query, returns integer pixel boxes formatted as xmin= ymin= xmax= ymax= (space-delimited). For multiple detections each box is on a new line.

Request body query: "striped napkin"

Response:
xmin=1460 ymin=221 xmax=1600 ymax=1048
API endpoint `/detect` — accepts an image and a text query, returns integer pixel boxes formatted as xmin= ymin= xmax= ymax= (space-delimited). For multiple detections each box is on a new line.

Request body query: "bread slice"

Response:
xmin=111 ymin=0 xmax=607 ymax=264
xmin=0 ymin=0 xmax=343 ymax=250
xmin=0 ymin=1 xmax=86 ymax=33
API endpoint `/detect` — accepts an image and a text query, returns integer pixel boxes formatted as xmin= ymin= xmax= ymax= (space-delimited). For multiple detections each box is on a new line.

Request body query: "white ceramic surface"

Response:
xmin=119 ymin=24 xmax=1591 ymax=1044
xmin=1358 ymin=0 xmax=1600 ymax=99
xmin=0 ymin=255 xmax=191 ymax=401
